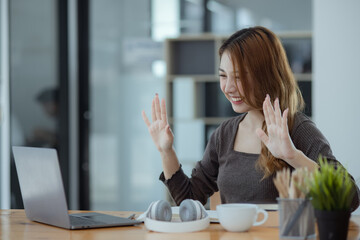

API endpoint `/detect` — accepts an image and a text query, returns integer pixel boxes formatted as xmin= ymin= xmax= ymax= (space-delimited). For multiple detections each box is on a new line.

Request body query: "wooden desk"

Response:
xmin=1 ymin=210 xmax=360 ymax=240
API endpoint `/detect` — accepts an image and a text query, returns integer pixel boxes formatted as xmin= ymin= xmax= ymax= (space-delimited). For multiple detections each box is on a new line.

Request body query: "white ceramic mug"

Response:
xmin=216 ymin=203 xmax=268 ymax=232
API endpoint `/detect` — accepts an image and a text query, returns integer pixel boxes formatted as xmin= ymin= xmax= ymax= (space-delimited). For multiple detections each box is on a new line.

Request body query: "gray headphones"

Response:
xmin=147 ymin=199 xmax=207 ymax=222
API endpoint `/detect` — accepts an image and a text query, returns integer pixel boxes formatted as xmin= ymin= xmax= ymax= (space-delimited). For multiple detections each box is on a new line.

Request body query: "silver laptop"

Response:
xmin=12 ymin=146 xmax=141 ymax=229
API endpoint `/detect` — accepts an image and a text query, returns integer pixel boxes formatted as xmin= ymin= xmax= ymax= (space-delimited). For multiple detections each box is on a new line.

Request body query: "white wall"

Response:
xmin=313 ymin=0 xmax=360 ymax=185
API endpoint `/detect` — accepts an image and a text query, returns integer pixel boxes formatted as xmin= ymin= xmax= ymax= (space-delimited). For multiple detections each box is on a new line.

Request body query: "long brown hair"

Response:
xmin=219 ymin=26 xmax=305 ymax=178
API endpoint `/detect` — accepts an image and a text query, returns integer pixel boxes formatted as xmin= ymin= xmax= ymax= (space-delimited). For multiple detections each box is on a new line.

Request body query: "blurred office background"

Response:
xmin=1 ymin=0 xmax=359 ymax=211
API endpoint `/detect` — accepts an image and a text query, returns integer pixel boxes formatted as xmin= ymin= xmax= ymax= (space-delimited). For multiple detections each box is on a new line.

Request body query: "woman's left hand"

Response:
xmin=256 ymin=95 xmax=298 ymax=162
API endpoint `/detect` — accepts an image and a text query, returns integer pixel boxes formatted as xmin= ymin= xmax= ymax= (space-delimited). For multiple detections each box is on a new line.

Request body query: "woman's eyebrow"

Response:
xmin=219 ymin=68 xmax=241 ymax=74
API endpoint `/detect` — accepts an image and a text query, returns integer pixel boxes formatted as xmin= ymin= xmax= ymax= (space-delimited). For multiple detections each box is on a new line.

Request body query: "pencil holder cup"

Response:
xmin=277 ymin=198 xmax=316 ymax=239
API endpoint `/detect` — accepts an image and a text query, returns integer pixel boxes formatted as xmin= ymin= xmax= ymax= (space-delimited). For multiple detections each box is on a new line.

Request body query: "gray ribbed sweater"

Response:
xmin=160 ymin=112 xmax=360 ymax=211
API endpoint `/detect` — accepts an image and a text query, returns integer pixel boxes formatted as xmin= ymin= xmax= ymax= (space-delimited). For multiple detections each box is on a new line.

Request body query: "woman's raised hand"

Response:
xmin=142 ymin=94 xmax=174 ymax=152
xmin=255 ymin=95 xmax=297 ymax=162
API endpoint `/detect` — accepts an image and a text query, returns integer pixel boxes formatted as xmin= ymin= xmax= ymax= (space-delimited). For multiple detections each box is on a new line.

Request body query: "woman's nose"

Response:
xmin=224 ymin=78 xmax=235 ymax=92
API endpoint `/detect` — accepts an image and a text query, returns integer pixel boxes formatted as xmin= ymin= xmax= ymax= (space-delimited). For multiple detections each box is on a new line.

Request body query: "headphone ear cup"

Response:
xmin=148 ymin=200 xmax=172 ymax=221
xmin=179 ymin=199 xmax=204 ymax=222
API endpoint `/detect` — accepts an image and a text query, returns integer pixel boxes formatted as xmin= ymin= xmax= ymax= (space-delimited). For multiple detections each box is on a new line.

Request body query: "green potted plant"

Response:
xmin=307 ymin=155 xmax=355 ymax=240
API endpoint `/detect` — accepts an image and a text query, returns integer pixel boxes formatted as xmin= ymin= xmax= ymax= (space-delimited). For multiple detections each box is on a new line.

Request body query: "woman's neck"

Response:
xmin=241 ymin=110 xmax=264 ymax=130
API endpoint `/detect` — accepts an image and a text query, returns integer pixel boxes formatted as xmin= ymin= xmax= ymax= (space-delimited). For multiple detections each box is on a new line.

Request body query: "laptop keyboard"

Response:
xmin=69 ymin=213 xmax=140 ymax=228
xmin=70 ymin=216 xmax=102 ymax=227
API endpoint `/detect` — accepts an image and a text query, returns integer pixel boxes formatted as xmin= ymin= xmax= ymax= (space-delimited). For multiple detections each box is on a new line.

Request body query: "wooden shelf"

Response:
xmin=276 ymin=31 xmax=312 ymax=38
xmin=294 ymin=73 xmax=312 ymax=81
xmin=168 ymin=73 xmax=311 ymax=82
xmin=167 ymin=75 xmax=218 ymax=82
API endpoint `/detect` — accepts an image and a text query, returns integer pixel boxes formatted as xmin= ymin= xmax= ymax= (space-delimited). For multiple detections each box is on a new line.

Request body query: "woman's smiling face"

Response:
xmin=219 ymin=51 xmax=252 ymax=113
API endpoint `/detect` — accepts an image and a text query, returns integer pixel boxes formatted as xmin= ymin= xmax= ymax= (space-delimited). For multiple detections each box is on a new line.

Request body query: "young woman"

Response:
xmin=142 ymin=26 xmax=359 ymax=211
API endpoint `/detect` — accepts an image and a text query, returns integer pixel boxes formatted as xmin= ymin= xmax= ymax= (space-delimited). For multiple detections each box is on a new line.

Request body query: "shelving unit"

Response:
xmin=165 ymin=32 xmax=312 ymax=175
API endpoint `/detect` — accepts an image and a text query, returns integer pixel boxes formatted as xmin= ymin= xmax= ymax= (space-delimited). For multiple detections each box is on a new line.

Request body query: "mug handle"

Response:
xmin=253 ymin=208 xmax=268 ymax=226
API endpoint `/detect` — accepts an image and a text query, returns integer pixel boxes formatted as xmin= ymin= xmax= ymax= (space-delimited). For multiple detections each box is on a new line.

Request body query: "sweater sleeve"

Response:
xmin=291 ymin=113 xmax=360 ymax=212
xmin=159 ymin=126 xmax=220 ymax=206
xmin=290 ymin=113 xmax=336 ymax=162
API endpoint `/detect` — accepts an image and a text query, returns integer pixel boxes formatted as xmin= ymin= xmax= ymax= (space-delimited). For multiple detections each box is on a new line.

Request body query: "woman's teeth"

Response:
xmin=231 ymin=97 xmax=242 ymax=102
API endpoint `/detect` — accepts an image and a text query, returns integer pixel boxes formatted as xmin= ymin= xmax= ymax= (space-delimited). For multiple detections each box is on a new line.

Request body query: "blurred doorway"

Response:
xmin=8 ymin=0 xmax=70 ymax=209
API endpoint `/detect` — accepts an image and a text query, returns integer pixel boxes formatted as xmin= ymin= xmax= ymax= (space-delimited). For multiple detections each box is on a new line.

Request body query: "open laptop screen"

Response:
xmin=12 ymin=146 xmax=72 ymax=228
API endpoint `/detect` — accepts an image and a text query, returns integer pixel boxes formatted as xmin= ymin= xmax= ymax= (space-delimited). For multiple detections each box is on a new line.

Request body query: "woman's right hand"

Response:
xmin=142 ymin=94 xmax=174 ymax=152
